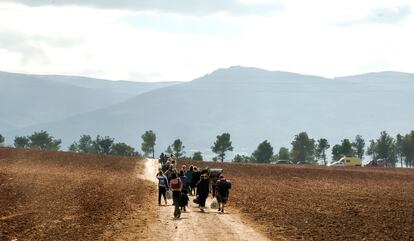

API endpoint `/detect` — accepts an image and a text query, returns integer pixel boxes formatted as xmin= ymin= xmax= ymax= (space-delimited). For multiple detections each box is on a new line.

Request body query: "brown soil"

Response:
xmin=2 ymin=147 xmax=413 ymax=241
xmin=0 ymin=147 xmax=156 ymax=241
xmin=180 ymin=160 xmax=414 ymax=241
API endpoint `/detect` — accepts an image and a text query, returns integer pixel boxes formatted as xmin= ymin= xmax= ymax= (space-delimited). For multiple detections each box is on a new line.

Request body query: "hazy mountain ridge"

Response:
xmin=37 ymin=74 xmax=181 ymax=95
xmin=4 ymin=67 xmax=413 ymax=160
xmin=0 ymin=71 xmax=179 ymax=132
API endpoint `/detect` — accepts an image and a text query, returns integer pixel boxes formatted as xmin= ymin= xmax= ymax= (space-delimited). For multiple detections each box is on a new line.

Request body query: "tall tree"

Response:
xmin=28 ymin=130 xmax=61 ymax=151
xmin=316 ymin=138 xmax=330 ymax=165
xmin=375 ymin=131 xmax=397 ymax=167
xmin=93 ymin=135 xmax=114 ymax=154
xmin=111 ymin=142 xmax=135 ymax=156
xmin=252 ymin=140 xmax=273 ymax=163
xmin=171 ymin=139 xmax=185 ymax=159
xmin=78 ymin=135 xmax=94 ymax=153
xmin=69 ymin=135 xmax=94 ymax=153
xmin=192 ymin=151 xmax=203 ymax=161
xmin=340 ymin=139 xmax=354 ymax=157
xmin=401 ymin=131 xmax=414 ymax=168
xmin=233 ymin=154 xmax=251 ymax=163
xmin=14 ymin=136 xmax=30 ymax=148
xmin=68 ymin=143 xmax=78 ymax=152
xmin=0 ymin=134 xmax=4 ymax=146
xmin=290 ymin=132 xmax=316 ymax=163
xmin=165 ymin=145 xmax=173 ymax=155
xmin=366 ymin=139 xmax=377 ymax=161
xmin=278 ymin=147 xmax=290 ymax=160
xmin=331 ymin=144 xmax=342 ymax=161
xmin=211 ymin=133 xmax=233 ymax=162
xmin=352 ymin=135 xmax=365 ymax=159
xmin=141 ymin=130 xmax=156 ymax=158
xmin=395 ymin=134 xmax=404 ymax=168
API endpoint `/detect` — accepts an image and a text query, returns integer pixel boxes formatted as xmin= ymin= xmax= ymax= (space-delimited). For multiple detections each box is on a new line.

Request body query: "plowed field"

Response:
xmin=0 ymin=147 xmax=156 ymax=241
xmin=180 ymin=160 xmax=414 ymax=241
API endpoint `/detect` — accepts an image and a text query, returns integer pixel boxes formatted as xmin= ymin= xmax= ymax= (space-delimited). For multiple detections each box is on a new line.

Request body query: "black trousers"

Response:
xmin=158 ymin=186 xmax=166 ymax=204
xmin=173 ymin=191 xmax=181 ymax=217
xmin=212 ymin=184 xmax=216 ymax=197
xmin=199 ymin=193 xmax=208 ymax=207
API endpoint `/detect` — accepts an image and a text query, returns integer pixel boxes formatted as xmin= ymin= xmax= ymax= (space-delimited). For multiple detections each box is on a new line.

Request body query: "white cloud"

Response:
xmin=339 ymin=5 xmax=411 ymax=26
xmin=2 ymin=0 xmax=282 ymax=16
xmin=0 ymin=1 xmax=413 ymax=81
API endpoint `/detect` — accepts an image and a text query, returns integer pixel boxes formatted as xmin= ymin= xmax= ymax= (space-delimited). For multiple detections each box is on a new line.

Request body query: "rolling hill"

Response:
xmin=4 ymin=67 xmax=414 ymax=159
xmin=0 ymin=71 xmax=179 ymax=132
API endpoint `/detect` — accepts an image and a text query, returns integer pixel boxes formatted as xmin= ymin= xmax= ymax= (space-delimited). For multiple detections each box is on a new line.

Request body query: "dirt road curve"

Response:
xmin=140 ymin=159 xmax=271 ymax=241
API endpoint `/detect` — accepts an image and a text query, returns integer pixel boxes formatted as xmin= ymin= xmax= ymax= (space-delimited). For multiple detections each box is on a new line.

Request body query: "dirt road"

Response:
xmin=140 ymin=159 xmax=271 ymax=241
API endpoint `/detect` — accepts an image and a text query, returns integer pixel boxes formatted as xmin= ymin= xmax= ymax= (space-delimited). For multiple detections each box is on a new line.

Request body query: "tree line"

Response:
xmin=69 ymin=135 xmax=138 ymax=156
xmin=0 ymin=131 xmax=138 ymax=157
xmin=0 ymin=130 xmax=207 ymax=160
xmin=140 ymin=130 xmax=204 ymax=161
xmin=233 ymin=131 xmax=414 ymax=167
xmin=1 ymin=129 xmax=413 ymax=167
xmin=3 ymin=131 xmax=62 ymax=151
xmin=137 ymin=130 xmax=413 ymax=166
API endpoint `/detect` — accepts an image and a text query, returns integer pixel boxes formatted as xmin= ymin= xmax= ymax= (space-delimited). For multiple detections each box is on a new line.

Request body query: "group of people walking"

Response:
xmin=156 ymin=153 xmax=231 ymax=219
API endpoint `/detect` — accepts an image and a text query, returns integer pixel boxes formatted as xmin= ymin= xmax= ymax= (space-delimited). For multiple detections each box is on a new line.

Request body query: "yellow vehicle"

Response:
xmin=330 ymin=156 xmax=362 ymax=167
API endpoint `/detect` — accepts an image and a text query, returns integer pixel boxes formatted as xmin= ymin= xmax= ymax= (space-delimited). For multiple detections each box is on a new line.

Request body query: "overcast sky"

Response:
xmin=0 ymin=0 xmax=413 ymax=82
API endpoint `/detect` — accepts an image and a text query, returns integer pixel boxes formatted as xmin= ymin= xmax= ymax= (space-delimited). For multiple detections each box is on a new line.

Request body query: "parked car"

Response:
xmin=296 ymin=161 xmax=312 ymax=165
xmin=274 ymin=160 xmax=293 ymax=164
xmin=364 ymin=159 xmax=385 ymax=167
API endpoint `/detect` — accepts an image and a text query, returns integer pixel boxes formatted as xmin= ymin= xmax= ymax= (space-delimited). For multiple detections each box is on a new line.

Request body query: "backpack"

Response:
xmin=218 ymin=180 xmax=231 ymax=192
xmin=170 ymin=178 xmax=181 ymax=190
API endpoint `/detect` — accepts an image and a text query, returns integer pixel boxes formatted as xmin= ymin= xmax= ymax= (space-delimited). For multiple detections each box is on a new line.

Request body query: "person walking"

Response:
xmin=215 ymin=175 xmax=231 ymax=213
xmin=185 ymin=165 xmax=194 ymax=195
xmin=164 ymin=164 xmax=177 ymax=183
xmin=209 ymin=170 xmax=221 ymax=198
xmin=156 ymin=170 xmax=169 ymax=205
xmin=179 ymin=170 xmax=190 ymax=212
xmin=172 ymin=154 xmax=177 ymax=164
xmin=191 ymin=166 xmax=200 ymax=196
xmin=169 ymin=173 xmax=183 ymax=218
xmin=159 ymin=152 xmax=166 ymax=164
xmin=196 ymin=170 xmax=209 ymax=211
xmin=179 ymin=170 xmax=189 ymax=194
xmin=161 ymin=160 xmax=170 ymax=172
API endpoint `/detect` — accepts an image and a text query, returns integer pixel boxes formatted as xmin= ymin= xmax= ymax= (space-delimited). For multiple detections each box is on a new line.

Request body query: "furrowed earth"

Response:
xmin=180 ymin=160 xmax=414 ymax=241
xmin=1 ymin=147 xmax=414 ymax=241
xmin=0 ymin=148 xmax=156 ymax=241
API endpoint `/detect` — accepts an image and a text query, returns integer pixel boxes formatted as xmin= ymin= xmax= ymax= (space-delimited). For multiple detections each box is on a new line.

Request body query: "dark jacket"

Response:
xmin=216 ymin=179 xmax=231 ymax=197
xmin=185 ymin=170 xmax=193 ymax=184
xmin=196 ymin=175 xmax=209 ymax=196
xmin=192 ymin=171 xmax=201 ymax=186
xmin=180 ymin=176 xmax=189 ymax=191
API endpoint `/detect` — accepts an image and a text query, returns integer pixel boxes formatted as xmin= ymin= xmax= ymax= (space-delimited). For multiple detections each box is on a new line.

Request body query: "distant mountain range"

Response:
xmin=0 ymin=71 xmax=179 ymax=131
xmin=1 ymin=67 xmax=413 ymax=160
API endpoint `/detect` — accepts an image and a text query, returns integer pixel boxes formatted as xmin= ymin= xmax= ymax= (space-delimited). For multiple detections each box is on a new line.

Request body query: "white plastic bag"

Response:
xmin=210 ymin=198 xmax=219 ymax=209
xmin=166 ymin=189 xmax=173 ymax=199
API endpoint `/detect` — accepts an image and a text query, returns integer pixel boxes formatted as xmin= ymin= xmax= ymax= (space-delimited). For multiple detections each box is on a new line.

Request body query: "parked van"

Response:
xmin=330 ymin=156 xmax=362 ymax=167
